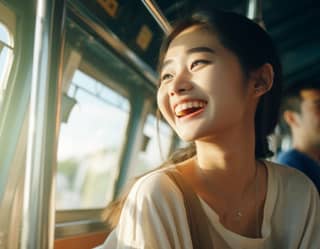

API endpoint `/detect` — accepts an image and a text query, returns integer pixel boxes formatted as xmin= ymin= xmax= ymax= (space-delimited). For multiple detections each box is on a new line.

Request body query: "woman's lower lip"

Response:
xmin=178 ymin=107 xmax=205 ymax=120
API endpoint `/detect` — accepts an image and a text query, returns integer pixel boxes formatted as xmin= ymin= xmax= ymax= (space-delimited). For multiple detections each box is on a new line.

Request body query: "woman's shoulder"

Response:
xmin=265 ymin=160 xmax=320 ymax=242
xmin=126 ymin=167 xmax=183 ymax=204
xmin=266 ymin=160 xmax=318 ymax=195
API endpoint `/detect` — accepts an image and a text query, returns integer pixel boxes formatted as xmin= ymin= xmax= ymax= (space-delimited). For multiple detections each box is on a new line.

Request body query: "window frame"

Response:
xmin=55 ymin=2 xmax=160 ymax=238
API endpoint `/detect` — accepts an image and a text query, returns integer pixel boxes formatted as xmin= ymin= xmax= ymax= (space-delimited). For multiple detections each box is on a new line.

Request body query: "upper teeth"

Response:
xmin=175 ymin=101 xmax=206 ymax=115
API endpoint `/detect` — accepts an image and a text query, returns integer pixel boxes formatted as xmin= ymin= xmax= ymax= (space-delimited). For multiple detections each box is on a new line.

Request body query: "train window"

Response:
xmin=0 ymin=21 xmax=14 ymax=111
xmin=56 ymin=69 xmax=130 ymax=210
xmin=128 ymin=114 xmax=173 ymax=178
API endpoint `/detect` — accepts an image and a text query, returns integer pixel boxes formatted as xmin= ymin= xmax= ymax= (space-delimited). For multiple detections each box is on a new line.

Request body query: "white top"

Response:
xmin=96 ymin=161 xmax=320 ymax=249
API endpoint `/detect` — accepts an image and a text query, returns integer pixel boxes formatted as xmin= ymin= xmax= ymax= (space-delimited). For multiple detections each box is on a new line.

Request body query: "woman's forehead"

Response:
xmin=165 ymin=26 xmax=219 ymax=57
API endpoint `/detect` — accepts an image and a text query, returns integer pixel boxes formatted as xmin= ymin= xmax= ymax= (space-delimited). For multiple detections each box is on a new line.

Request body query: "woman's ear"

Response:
xmin=252 ymin=63 xmax=274 ymax=97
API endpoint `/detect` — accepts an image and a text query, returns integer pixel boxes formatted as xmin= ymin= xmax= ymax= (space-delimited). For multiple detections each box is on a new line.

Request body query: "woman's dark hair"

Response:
xmin=103 ymin=8 xmax=282 ymax=232
xmin=158 ymin=8 xmax=282 ymax=158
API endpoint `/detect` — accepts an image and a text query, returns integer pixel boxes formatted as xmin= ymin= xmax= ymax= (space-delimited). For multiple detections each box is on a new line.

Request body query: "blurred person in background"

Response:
xmin=277 ymin=82 xmax=320 ymax=192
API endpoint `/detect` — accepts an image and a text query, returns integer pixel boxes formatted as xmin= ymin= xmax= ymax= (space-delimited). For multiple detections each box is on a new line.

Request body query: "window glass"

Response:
xmin=56 ymin=70 xmax=130 ymax=210
xmin=129 ymin=114 xmax=173 ymax=177
xmin=0 ymin=22 xmax=14 ymax=110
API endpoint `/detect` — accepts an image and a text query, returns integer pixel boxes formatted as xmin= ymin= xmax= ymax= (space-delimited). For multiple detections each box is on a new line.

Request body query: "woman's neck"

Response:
xmin=193 ymin=126 xmax=257 ymax=197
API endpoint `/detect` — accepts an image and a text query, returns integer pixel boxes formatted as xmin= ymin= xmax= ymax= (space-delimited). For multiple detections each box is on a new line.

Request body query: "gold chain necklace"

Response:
xmin=232 ymin=164 xmax=259 ymax=220
xmin=194 ymin=157 xmax=261 ymax=237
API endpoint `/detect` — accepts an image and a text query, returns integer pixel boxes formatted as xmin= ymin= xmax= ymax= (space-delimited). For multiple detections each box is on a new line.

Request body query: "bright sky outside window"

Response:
xmin=0 ymin=22 xmax=14 ymax=109
xmin=56 ymin=69 xmax=130 ymax=210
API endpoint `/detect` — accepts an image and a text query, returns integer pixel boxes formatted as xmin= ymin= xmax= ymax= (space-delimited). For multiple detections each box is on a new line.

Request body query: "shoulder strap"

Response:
xmin=165 ymin=169 xmax=233 ymax=249
xmin=165 ymin=169 xmax=214 ymax=249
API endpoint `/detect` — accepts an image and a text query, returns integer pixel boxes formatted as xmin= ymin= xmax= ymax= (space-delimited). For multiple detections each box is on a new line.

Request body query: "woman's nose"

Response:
xmin=169 ymin=73 xmax=193 ymax=96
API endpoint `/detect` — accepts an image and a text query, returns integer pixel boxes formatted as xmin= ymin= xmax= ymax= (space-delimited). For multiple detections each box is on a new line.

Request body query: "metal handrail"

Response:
xmin=141 ymin=0 xmax=172 ymax=35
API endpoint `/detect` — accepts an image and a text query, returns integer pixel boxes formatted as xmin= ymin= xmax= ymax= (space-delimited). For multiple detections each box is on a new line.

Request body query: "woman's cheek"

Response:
xmin=157 ymin=91 xmax=171 ymax=121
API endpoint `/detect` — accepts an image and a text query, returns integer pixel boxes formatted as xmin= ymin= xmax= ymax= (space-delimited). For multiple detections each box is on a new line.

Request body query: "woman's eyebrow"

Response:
xmin=187 ymin=46 xmax=215 ymax=54
xmin=161 ymin=46 xmax=215 ymax=72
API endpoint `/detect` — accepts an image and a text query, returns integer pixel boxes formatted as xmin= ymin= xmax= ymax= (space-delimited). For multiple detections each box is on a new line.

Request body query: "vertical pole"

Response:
xmin=247 ymin=0 xmax=265 ymax=28
xmin=20 ymin=0 xmax=65 ymax=248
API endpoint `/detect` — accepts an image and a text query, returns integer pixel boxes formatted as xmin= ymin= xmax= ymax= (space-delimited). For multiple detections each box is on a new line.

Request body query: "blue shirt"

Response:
xmin=277 ymin=149 xmax=320 ymax=193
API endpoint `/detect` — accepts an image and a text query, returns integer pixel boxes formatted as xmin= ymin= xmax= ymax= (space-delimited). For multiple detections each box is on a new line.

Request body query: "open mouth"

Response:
xmin=175 ymin=100 xmax=207 ymax=118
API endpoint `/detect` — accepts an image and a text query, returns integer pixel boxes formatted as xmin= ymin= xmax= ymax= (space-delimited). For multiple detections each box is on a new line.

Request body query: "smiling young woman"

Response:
xmin=96 ymin=8 xmax=320 ymax=249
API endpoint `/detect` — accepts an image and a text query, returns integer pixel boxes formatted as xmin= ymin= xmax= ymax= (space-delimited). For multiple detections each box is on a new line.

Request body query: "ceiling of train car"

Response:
xmin=156 ymin=0 xmax=320 ymax=89
xmin=72 ymin=0 xmax=320 ymax=91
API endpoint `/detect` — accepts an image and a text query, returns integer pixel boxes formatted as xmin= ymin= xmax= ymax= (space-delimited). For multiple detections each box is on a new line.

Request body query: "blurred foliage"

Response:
xmin=58 ymin=159 xmax=78 ymax=183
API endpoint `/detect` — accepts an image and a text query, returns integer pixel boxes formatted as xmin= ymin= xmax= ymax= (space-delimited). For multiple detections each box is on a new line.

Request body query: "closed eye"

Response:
xmin=190 ymin=60 xmax=210 ymax=70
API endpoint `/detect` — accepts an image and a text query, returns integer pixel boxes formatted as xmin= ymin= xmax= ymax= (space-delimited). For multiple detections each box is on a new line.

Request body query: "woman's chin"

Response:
xmin=177 ymin=129 xmax=203 ymax=142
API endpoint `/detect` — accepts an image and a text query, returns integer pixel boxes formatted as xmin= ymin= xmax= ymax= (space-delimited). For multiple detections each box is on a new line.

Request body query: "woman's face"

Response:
xmin=157 ymin=26 xmax=255 ymax=141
